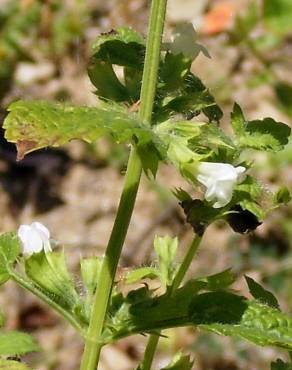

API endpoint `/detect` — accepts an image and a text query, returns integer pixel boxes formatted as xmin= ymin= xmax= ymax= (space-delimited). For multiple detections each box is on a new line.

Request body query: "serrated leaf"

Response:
xmin=159 ymin=53 xmax=192 ymax=92
xmin=231 ymin=104 xmax=291 ymax=152
xmin=271 ymin=360 xmax=292 ymax=370
xmin=160 ymin=351 xmax=194 ymax=370
xmin=156 ymin=58 xmax=223 ymax=123
xmin=191 ymin=124 xmax=236 ymax=152
xmin=233 ymin=176 xmax=265 ymax=220
xmin=197 ymin=269 xmax=236 ymax=291
xmin=235 ymin=176 xmax=263 ymax=199
xmin=107 ymin=290 xmax=292 ymax=352
xmin=89 ymin=27 xmax=145 ymax=103
xmin=0 ymin=359 xmax=31 ymax=370
xmin=195 ymin=294 xmax=292 ymax=350
xmin=245 ymin=276 xmax=279 ymax=309
xmin=126 ymin=267 xmax=160 ymax=284
xmin=92 ymin=27 xmax=145 ymax=61
xmin=88 ymin=61 xmax=129 ymax=102
xmin=3 ymin=100 xmax=155 ymax=160
xmin=0 ymin=232 xmax=20 ymax=285
xmin=25 ymin=251 xmax=80 ymax=310
xmin=0 ymin=331 xmax=39 ymax=356
xmin=239 ymin=118 xmax=291 ymax=152
xmin=154 ymin=235 xmax=178 ymax=287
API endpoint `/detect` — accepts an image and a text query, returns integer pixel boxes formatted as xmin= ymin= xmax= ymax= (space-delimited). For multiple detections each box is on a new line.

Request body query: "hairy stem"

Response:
xmin=139 ymin=236 xmax=202 ymax=370
xmin=80 ymin=1 xmax=167 ymax=369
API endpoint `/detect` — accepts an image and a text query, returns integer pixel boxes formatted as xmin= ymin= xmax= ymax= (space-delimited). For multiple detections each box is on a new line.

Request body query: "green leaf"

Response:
xmin=0 ymin=331 xmax=39 ymax=356
xmin=80 ymin=257 xmax=102 ymax=320
xmin=80 ymin=257 xmax=102 ymax=297
xmin=274 ymin=83 xmax=292 ymax=117
xmin=240 ymin=118 xmax=291 ymax=152
xmin=190 ymin=124 xmax=236 ymax=157
xmin=25 ymin=251 xmax=80 ymax=311
xmin=156 ymin=56 xmax=223 ymax=123
xmin=154 ymin=235 xmax=178 ymax=287
xmin=157 ymin=80 xmax=222 ymax=123
xmin=271 ymin=360 xmax=292 ymax=370
xmin=88 ymin=61 xmax=129 ymax=102
xmin=274 ymin=186 xmax=291 ymax=205
xmin=89 ymin=27 xmax=145 ymax=103
xmin=172 ymin=188 xmax=192 ymax=202
xmin=126 ymin=267 xmax=160 ymax=284
xmin=0 ymin=232 xmax=20 ymax=285
xmin=231 ymin=103 xmax=245 ymax=135
xmin=263 ymin=0 xmax=292 ymax=36
xmin=231 ymin=104 xmax=291 ymax=152
xmin=136 ymin=142 xmax=160 ymax=178
xmin=233 ymin=176 xmax=265 ymax=220
xmin=159 ymin=53 xmax=192 ymax=92
xmin=107 ymin=290 xmax=292 ymax=351
xmin=89 ymin=27 xmax=222 ymax=123
xmin=0 ymin=359 xmax=31 ymax=370
xmin=92 ymin=27 xmax=145 ymax=67
xmin=245 ymin=276 xmax=279 ymax=309
xmin=160 ymin=352 xmax=194 ymax=370
xmin=3 ymin=100 xmax=155 ymax=160
xmin=197 ymin=269 xmax=236 ymax=291
xmin=90 ymin=27 xmax=144 ymax=103
xmin=235 ymin=176 xmax=263 ymax=200
xmin=196 ymin=294 xmax=292 ymax=350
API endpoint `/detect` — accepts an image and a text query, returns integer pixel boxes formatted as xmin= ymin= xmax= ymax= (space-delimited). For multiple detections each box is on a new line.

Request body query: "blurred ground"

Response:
xmin=0 ymin=0 xmax=292 ymax=369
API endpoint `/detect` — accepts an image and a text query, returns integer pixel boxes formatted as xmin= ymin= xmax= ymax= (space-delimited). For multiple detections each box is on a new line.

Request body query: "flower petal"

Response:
xmin=18 ymin=225 xmax=43 ymax=256
xmin=31 ymin=222 xmax=50 ymax=239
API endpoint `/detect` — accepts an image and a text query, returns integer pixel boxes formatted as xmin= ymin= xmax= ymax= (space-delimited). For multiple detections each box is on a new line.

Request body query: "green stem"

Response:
xmin=10 ymin=270 xmax=84 ymax=333
xmin=80 ymin=1 xmax=167 ymax=369
xmin=139 ymin=236 xmax=202 ymax=370
xmin=139 ymin=0 xmax=167 ymax=124
xmin=139 ymin=335 xmax=160 ymax=370
xmin=80 ymin=148 xmax=142 ymax=369
xmin=170 ymin=236 xmax=202 ymax=293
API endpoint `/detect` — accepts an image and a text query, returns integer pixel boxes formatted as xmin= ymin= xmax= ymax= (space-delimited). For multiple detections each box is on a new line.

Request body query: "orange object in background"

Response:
xmin=202 ymin=1 xmax=236 ymax=35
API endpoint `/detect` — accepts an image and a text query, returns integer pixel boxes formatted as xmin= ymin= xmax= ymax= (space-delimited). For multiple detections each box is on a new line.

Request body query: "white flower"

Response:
xmin=197 ymin=162 xmax=246 ymax=208
xmin=17 ymin=222 xmax=52 ymax=257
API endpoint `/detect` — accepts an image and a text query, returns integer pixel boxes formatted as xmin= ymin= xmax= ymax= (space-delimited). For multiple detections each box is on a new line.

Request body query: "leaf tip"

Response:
xmin=16 ymin=141 xmax=37 ymax=161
